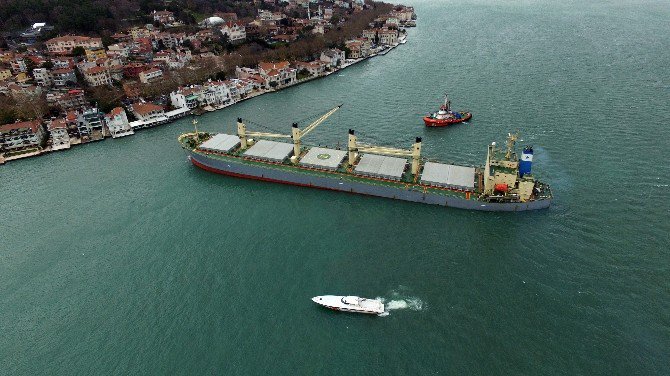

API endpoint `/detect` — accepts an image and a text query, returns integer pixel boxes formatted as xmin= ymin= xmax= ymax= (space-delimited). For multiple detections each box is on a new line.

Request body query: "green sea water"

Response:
xmin=2 ymin=0 xmax=669 ymax=374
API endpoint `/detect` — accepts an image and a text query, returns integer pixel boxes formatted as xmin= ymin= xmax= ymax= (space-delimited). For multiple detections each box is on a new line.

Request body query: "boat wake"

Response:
xmin=376 ymin=294 xmax=425 ymax=317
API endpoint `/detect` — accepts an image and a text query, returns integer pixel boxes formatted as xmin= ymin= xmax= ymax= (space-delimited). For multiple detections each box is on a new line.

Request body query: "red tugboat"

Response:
xmin=423 ymin=93 xmax=472 ymax=127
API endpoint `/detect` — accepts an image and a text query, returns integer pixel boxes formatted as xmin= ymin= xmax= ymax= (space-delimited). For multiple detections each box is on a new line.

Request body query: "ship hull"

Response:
xmin=187 ymin=151 xmax=551 ymax=212
xmin=423 ymin=112 xmax=472 ymax=127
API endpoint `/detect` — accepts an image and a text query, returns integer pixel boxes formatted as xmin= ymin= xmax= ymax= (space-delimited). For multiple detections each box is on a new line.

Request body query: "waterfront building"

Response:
xmin=258 ymin=61 xmax=297 ymax=88
xmin=345 ymin=38 xmax=371 ymax=58
xmin=105 ymin=107 xmax=134 ymax=138
xmin=362 ymin=29 xmax=377 ymax=42
xmin=45 ymin=35 xmax=103 ymax=54
xmin=202 ymin=81 xmax=233 ymax=106
xmin=320 ymin=49 xmax=345 ymax=67
xmin=293 ymin=61 xmax=326 ymax=76
xmin=77 ymin=108 xmax=106 ymax=141
xmin=378 ymin=28 xmax=399 ymax=45
xmin=170 ymin=86 xmax=203 ymax=109
xmin=131 ymin=103 xmax=167 ymax=126
xmin=0 ymin=120 xmax=46 ymax=152
xmin=47 ymin=118 xmax=71 ymax=150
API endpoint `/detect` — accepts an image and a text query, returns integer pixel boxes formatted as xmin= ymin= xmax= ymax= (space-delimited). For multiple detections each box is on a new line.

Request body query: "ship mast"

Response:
xmin=504 ymin=132 xmax=518 ymax=160
xmin=192 ymin=117 xmax=199 ymax=141
xmin=443 ymin=92 xmax=451 ymax=111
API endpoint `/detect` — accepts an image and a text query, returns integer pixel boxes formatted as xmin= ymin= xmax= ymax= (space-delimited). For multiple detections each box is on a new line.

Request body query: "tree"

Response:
xmin=72 ymin=46 xmax=86 ymax=57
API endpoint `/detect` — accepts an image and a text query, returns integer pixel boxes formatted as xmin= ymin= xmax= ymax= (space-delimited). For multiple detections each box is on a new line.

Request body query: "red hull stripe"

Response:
xmin=191 ymin=156 xmax=358 ymax=196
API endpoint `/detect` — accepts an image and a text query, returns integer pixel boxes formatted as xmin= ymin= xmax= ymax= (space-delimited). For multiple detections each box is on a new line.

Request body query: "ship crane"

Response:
xmin=291 ymin=104 xmax=341 ymax=156
xmin=347 ymin=129 xmax=422 ymax=176
xmin=236 ymin=105 xmax=342 ymax=155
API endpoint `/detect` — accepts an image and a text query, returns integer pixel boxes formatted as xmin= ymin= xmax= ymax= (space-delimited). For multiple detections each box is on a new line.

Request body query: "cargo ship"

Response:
xmin=423 ymin=93 xmax=472 ymax=127
xmin=178 ymin=106 xmax=552 ymax=211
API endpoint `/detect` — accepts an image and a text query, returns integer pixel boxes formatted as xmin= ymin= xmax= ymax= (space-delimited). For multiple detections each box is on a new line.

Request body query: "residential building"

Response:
xmin=83 ymin=66 xmax=112 ymax=86
xmin=362 ymin=29 xmax=377 ymax=43
xmin=0 ymin=69 xmax=11 ymax=80
xmin=107 ymin=43 xmax=130 ymax=58
xmin=46 ymin=89 xmax=87 ymax=110
xmin=139 ymin=67 xmax=163 ymax=84
xmin=45 ymin=35 xmax=103 ymax=54
xmin=202 ymin=81 xmax=232 ymax=106
xmin=85 ymin=48 xmax=107 ymax=62
xmin=47 ymin=118 xmax=71 ymax=150
xmin=258 ymin=61 xmax=297 ymax=88
xmin=52 ymin=68 xmax=77 ymax=87
xmin=320 ymin=49 xmax=345 ymax=67
xmin=105 ymin=107 xmax=134 ymax=138
xmin=152 ymin=10 xmax=175 ymax=25
xmin=131 ymin=102 xmax=167 ymax=126
xmin=293 ymin=60 xmax=326 ymax=76
xmin=0 ymin=120 xmax=46 ymax=152
xmin=345 ymin=39 xmax=371 ymax=59
xmin=10 ymin=56 xmax=27 ymax=73
xmin=32 ymin=68 xmax=52 ymax=86
xmin=220 ymin=21 xmax=247 ymax=42
xmin=170 ymin=86 xmax=203 ymax=109
xmin=77 ymin=108 xmax=106 ymax=140
xmin=378 ymin=28 xmax=399 ymax=45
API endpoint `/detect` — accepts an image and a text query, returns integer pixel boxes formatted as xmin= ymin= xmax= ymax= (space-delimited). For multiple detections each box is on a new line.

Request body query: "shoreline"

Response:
xmin=0 ymin=38 xmax=407 ymax=165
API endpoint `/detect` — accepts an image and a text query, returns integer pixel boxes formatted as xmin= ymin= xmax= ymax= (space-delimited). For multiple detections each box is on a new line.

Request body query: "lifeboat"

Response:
xmin=423 ymin=93 xmax=472 ymax=127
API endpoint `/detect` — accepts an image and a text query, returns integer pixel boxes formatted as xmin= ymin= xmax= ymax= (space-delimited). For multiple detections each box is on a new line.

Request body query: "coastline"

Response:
xmin=0 ymin=38 xmax=407 ymax=165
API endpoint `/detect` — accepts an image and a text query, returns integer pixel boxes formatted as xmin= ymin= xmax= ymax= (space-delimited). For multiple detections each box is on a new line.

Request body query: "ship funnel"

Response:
xmin=519 ymin=146 xmax=533 ymax=177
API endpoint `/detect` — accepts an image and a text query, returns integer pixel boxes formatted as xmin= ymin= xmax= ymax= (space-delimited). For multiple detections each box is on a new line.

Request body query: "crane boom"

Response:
xmin=299 ymin=104 xmax=342 ymax=138
xmin=246 ymin=131 xmax=291 ymax=139
xmin=292 ymin=104 xmax=342 ymax=157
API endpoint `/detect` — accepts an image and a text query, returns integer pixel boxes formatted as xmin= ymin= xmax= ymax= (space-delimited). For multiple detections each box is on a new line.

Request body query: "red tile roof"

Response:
xmin=0 ymin=120 xmax=42 ymax=133
xmin=133 ymin=103 xmax=164 ymax=116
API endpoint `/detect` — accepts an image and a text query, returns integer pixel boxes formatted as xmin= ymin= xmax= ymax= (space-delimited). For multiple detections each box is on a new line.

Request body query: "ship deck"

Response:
xmin=193 ymin=143 xmax=478 ymax=200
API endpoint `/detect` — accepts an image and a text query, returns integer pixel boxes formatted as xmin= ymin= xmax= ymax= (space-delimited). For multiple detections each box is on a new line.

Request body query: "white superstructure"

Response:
xmin=312 ymin=295 xmax=384 ymax=315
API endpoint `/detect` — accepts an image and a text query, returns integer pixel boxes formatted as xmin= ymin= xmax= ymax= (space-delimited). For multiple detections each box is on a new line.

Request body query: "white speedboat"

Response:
xmin=312 ymin=295 xmax=384 ymax=315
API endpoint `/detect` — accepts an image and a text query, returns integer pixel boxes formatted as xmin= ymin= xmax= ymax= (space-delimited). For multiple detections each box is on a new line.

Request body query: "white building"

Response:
xmin=33 ymin=68 xmax=52 ymax=86
xmin=105 ymin=107 xmax=134 ymax=138
xmin=47 ymin=118 xmax=71 ymax=150
xmin=139 ymin=67 xmax=163 ymax=84
xmin=45 ymin=35 xmax=103 ymax=54
xmin=220 ymin=21 xmax=246 ymax=42
xmin=170 ymin=86 xmax=203 ymax=109
xmin=320 ymin=49 xmax=345 ymax=67
xmin=202 ymin=81 xmax=232 ymax=106
xmin=83 ymin=66 xmax=112 ymax=87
